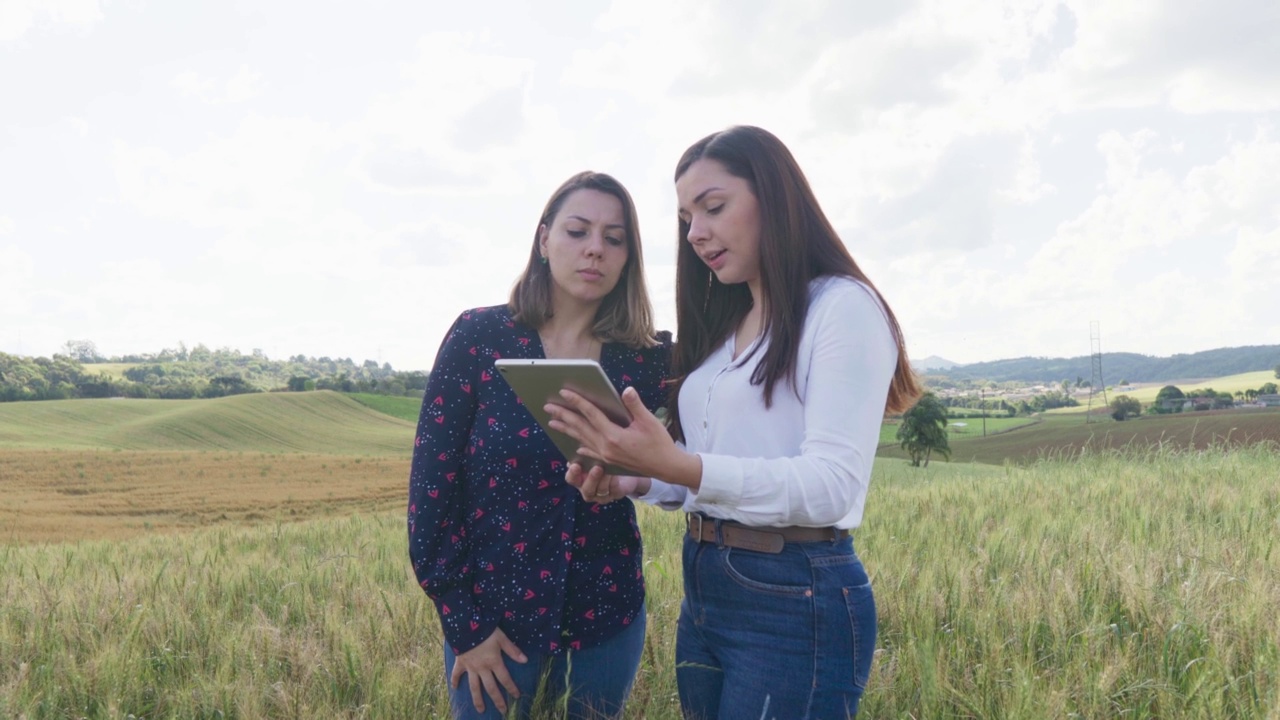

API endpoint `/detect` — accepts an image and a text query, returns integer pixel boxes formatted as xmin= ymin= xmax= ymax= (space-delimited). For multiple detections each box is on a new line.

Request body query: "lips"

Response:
xmin=578 ymin=268 xmax=605 ymax=281
xmin=702 ymin=249 xmax=727 ymax=269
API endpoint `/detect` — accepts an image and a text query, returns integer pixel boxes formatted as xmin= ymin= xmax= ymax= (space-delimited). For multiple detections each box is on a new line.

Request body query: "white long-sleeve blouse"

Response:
xmin=639 ymin=275 xmax=898 ymax=530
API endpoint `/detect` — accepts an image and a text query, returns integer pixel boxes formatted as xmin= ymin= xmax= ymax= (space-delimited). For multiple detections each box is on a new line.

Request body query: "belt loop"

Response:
xmin=713 ymin=517 xmax=725 ymax=549
xmin=690 ymin=512 xmax=703 ymax=542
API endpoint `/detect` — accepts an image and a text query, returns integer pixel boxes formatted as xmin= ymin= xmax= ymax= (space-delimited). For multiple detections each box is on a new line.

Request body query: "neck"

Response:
xmin=541 ymin=289 xmax=602 ymax=351
xmin=747 ymin=278 xmax=763 ymax=312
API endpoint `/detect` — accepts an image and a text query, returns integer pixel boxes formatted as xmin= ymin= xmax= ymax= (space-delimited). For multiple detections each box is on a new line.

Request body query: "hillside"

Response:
xmin=877 ymin=409 xmax=1280 ymax=465
xmin=0 ymin=391 xmax=414 ymax=455
xmin=932 ymin=344 xmax=1280 ymax=384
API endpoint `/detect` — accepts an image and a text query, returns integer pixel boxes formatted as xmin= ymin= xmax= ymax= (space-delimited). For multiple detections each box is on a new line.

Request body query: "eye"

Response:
xmin=567 ymin=229 xmax=586 ymax=238
xmin=606 ymin=236 xmax=625 ymax=247
xmin=707 ymin=204 xmax=724 ymax=215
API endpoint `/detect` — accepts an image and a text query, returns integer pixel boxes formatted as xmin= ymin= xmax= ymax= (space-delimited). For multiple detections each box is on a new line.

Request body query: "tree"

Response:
xmin=1260 ymin=382 xmax=1279 ymax=395
xmin=1110 ymin=395 xmax=1141 ymax=421
xmin=897 ymin=392 xmax=951 ymax=468
xmin=61 ymin=340 xmax=103 ymax=363
xmin=1275 ymin=363 xmax=1280 ymax=379
xmin=1154 ymin=385 xmax=1185 ymax=413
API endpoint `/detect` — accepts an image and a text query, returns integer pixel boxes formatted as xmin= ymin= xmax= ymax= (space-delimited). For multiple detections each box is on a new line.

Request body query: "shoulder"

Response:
xmin=808 ymin=276 xmax=887 ymax=320
xmin=447 ymin=305 xmax=516 ymax=339
xmin=803 ymin=276 xmax=896 ymax=352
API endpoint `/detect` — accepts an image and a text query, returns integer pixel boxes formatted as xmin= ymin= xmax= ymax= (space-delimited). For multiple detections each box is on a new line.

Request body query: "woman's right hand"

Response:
xmin=450 ymin=628 xmax=528 ymax=714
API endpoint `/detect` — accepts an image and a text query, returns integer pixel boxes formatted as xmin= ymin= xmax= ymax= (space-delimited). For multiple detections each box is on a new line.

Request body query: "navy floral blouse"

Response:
xmin=408 ymin=305 xmax=672 ymax=656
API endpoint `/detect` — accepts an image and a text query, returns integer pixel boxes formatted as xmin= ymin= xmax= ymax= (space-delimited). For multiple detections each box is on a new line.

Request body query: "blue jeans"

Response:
xmin=676 ymin=532 xmax=876 ymax=720
xmin=443 ymin=607 xmax=646 ymax=720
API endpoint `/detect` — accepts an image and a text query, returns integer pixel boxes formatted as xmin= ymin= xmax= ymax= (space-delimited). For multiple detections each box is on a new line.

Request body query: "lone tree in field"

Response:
xmin=897 ymin=392 xmax=951 ymax=468
xmin=1274 ymin=363 xmax=1280 ymax=379
xmin=1154 ymin=384 xmax=1185 ymax=412
xmin=1110 ymin=395 xmax=1142 ymax=421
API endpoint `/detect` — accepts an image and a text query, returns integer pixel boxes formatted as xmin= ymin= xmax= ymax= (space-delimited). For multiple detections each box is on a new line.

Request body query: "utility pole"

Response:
xmin=1087 ymin=321 xmax=1109 ymax=423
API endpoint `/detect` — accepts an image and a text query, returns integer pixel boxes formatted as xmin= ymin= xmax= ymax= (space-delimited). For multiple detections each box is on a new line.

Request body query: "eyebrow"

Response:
xmin=566 ymin=214 xmax=626 ymax=231
xmin=677 ymin=186 xmax=723 ymax=216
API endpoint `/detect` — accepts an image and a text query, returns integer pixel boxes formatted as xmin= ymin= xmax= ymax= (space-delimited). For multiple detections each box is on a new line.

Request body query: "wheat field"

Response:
xmin=2 ymin=444 xmax=1277 ymax=718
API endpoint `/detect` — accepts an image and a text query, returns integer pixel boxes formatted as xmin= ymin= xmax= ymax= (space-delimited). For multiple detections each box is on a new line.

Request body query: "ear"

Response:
xmin=537 ymin=224 xmax=549 ymax=258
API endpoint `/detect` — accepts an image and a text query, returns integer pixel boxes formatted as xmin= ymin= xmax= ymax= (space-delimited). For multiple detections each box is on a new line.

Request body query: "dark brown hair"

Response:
xmin=668 ymin=126 xmax=921 ymax=442
xmin=508 ymin=171 xmax=658 ymax=348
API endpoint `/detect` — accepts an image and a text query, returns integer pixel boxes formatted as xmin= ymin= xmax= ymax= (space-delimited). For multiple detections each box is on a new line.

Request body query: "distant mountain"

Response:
xmin=913 ymin=355 xmax=960 ymax=371
xmin=928 ymin=345 xmax=1280 ymax=384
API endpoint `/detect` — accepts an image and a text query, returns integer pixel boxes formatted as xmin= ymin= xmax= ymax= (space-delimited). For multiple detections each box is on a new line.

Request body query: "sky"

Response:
xmin=2 ymin=0 xmax=1278 ymax=372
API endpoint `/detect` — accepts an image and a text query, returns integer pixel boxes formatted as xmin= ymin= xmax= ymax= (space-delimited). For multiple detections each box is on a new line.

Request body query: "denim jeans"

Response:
xmin=676 ymin=532 xmax=876 ymax=720
xmin=443 ymin=607 xmax=646 ymax=720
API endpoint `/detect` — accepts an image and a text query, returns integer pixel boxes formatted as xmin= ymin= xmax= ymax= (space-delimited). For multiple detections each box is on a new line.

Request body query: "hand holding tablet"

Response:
xmin=494 ymin=359 xmax=641 ymax=476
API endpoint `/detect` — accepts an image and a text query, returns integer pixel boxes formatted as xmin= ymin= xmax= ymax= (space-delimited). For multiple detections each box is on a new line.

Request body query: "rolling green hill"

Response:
xmin=0 ymin=391 xmax=414 ymax=455
xmin=346 ymin=393 xmax=423 ymax=422
xmin=932 ymin=344 xmax=1279 ymax=384
xmin=877 ymin=409 xmax=1280 ymax=465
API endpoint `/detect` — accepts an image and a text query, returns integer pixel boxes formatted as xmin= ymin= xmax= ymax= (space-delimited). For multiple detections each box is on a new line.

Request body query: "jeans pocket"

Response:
xmin=843 ymin=581 xmax=877 ymax=690
xmin=720 ymin=547 xmax=813 ymax=597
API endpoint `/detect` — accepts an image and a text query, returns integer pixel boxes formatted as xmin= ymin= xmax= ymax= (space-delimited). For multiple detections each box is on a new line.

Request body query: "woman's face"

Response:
xmin=539 ymin=189 xmax=630 ymax=307
xmin=675 ymin=159 xmax=762 ymax=288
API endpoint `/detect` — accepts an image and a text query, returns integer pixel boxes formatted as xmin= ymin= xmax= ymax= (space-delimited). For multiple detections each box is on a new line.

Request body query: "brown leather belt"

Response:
xmin=686 ymin=513 xmax=848 ymax=554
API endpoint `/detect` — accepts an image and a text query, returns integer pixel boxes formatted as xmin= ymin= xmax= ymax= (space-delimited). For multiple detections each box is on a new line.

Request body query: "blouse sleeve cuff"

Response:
xmin=691 ymin=453 xmax=744 ymax=508
xmin=636 ymin=477 xmax=686 ymax=510
xmin=434 ymin=590 xmax=497 ymax=655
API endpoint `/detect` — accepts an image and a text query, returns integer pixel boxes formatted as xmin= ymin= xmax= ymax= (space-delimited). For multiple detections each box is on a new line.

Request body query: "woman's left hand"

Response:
xmin=546 ymin=386 xmax=676 ymax=480
xmin=564 ymin=463 xmax=648 ymax=504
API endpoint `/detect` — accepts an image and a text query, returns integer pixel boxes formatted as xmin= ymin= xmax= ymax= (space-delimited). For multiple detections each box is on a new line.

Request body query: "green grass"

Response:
xmin=0 ymin=391 xmax=413 ymax=456
xmin=1044 ymin=370 xmax=1278 ymax=414
xmin=880 ymin=415 xmax=1037 ymax=445
xmin=1119 ymin=370 xmax=1279 ymax=403
xmin=82 ymin=362 xmax=140 ymax=380
xmin=2 ymin=446 xmax=1277 ymax=717
xmin=878 ymin=408 xmax=1280 ymax=465
xmin=346 ymin=393 xmax=423 ymax=423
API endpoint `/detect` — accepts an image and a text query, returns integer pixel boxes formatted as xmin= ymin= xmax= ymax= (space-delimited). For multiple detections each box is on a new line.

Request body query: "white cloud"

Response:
xmin=172 ymin=65 xmax=265 ymax=105
xmin=0 ymin=243 xmax=33 ymax=306
xmin=2 ymin=0 xmax=1278 ymax=368
xmin=0 ymin=0 xmax=102 ymax=43
xmin=1058 ymin=0 xmax=1280 ymax=112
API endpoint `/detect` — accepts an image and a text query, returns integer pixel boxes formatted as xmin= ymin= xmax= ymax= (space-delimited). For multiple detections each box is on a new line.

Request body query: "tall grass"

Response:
xmin=2 ymin=445 xmax=1277 ymax=718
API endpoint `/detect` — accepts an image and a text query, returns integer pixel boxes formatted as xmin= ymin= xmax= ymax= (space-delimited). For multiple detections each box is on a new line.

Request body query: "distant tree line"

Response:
xmin=0 ymin=341 xmax=428 ymax=403
xmin=938 ymin=391 xmax=1079 ymax=417
xmin=1099 ymin=381 xmax=1280 ymax=422
xmin=929 ymin=345 xmax=1280 ymax=384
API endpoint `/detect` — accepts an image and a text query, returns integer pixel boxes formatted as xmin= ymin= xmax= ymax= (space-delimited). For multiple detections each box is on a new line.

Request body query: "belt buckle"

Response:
xmin=689 ymin=513 xmax=704 ymax=542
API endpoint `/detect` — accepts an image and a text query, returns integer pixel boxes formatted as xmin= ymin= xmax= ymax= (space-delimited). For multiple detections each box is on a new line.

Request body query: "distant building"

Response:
xmin=1258 ymin=394 xmax=1280 ymax=407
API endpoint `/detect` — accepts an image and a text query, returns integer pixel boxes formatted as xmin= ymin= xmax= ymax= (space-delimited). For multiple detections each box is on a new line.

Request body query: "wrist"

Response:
xmin=659 ymin=447 xmax=702 ymax=490
xmin=629 ymin=476 xmax=653 ymax=498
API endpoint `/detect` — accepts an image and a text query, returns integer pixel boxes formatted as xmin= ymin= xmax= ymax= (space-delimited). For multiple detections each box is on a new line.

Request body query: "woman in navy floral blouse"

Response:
xmin=408 ymin=171 xmax=672 ymax=719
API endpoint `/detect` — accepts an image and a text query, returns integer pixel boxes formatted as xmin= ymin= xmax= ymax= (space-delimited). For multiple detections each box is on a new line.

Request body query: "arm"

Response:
xmin=691 ymin=283 xmax=898 ymax=527
xmin=407 ymin=314 xmax=495 ymax=654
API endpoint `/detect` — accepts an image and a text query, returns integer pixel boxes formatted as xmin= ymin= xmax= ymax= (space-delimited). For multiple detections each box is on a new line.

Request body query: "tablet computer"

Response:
xmin=494 ymin=358 xmax=640 ymax=476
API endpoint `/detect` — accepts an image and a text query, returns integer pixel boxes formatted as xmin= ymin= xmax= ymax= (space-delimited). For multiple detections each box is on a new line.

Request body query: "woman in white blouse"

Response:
xmin=547 ymin=125 xmax=921 ymax=719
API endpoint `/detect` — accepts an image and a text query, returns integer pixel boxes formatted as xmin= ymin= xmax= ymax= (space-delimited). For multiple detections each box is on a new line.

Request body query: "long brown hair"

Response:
xmin=508 ymin=171 xmax=658 ymax=348
xmin=668 ymin=126 xmax=921 ymax=442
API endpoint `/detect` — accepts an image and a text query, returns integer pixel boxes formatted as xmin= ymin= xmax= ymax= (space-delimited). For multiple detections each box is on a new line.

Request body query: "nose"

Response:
xmin=584 ymin=230 xmax=605 ymax=258
xmin=686 ymin=215 xmax=708 ymax=244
